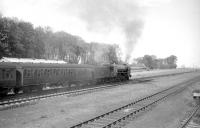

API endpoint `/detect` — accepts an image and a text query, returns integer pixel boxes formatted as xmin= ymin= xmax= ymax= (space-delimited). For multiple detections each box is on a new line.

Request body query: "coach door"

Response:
xmin=16 ymin=70 xmax=22 ymax=86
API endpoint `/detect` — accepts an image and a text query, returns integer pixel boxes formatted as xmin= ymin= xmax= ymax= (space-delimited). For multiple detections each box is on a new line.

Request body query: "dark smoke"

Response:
xmin=124 ymin=20 xmax=144 ymax=62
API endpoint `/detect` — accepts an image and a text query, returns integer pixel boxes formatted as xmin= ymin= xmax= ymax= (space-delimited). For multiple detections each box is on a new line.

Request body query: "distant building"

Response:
xmin=0 ymin=57 xmax=67 ymax=64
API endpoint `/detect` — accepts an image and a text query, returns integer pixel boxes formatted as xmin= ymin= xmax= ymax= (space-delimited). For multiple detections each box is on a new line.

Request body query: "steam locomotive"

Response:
xmin=0 ymin=61 xmax=131 ymax=95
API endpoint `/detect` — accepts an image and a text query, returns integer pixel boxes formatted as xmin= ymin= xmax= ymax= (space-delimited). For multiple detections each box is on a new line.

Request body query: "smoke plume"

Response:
xmin=123 ymin=20 xmax=144 ymax=62
xmin=66 ymin=0 xmax=144 ymax=62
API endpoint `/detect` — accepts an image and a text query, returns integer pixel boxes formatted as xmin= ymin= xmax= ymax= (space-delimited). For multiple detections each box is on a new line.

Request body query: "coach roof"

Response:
xmin=18 ymin=63 xmax=97 ymax=68
xmin=0 ymin=62 xmax=18 ymax=68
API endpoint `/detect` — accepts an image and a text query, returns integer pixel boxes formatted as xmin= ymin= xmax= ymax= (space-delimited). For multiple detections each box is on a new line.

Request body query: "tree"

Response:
xmin=18 ymin=21 xmax=35 ymax=58
xmin=166 ymin=55 xmax=177 ymax=68
xmin=133 ymin=55 xmax=178 ymax=69
xmin=0 ymin=17 xmax=10 ymax=58
xmin=103 ymin=45 xmax=119 ymax=64
xmin=142 ymin=55 xmax=154 ymax=69
xmin=34 ymin=27 xmax=45 ymax=58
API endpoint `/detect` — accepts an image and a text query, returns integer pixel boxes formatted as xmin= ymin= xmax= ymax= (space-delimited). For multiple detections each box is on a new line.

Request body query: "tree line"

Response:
xmin=0 ymin=16 xmax=120 ymax=64
xmin=133 ymin=55 xmax=177 ymax=69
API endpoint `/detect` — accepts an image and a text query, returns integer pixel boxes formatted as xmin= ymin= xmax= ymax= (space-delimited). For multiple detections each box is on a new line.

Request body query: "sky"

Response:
xmin=0 ymin=0 xmax=199 ymax=67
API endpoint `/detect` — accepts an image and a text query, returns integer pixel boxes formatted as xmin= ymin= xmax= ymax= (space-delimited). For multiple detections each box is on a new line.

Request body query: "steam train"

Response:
xmin=0 ymin=61 xmax=131 ymax=95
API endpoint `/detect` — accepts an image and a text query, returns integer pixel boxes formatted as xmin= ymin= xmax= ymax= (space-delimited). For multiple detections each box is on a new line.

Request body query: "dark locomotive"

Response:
xmin=0 ymin=61 xmax=131 ymax=95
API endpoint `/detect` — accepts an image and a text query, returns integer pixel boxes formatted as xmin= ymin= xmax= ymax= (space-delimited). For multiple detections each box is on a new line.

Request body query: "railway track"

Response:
xmin=178 ymin=106 xmax=200 ymax=128
xmin=0 ymin=78 xmax=151 ymax=111
xmin=69 ymin=76 xmax=200 ymax=128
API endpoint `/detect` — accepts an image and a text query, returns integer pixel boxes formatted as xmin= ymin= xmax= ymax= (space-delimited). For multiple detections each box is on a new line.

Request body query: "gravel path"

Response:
xmin=0 ymin=71 xmax=199 ymax=128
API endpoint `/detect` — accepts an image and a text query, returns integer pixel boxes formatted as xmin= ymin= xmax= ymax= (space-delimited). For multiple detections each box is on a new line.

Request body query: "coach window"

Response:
xmin=50 ymin=69 xmax=53 ymax=76
xmin=30 ymin=69 xmax=32 ymax=77
xmin=27 ymin=70 xmax=29 ymax=77
xmin=42 ymin=69 xmax=44 ymax=76
xmin=61 ymin=68 xmax=64 ymax=75
xmin=54 ymin=69 xmax=56 ymax=75
xmin=37 ymin=69 xmax=40 ymax=77
xmin=65 ymin=69 xmax=67 ymax=75
xmin=53 ymin=69 xmax=56 ymax=75
xmin=27 ymin=70 xmax=30 ymax=77
xmin=34 ymin=70 xmax=37 ymax=78
xmin=47 ymin=69 xmax=49 ymax=76
xmin=23 ymin=70 xmax=26 ymax=77
xmin=2 ymin=69 xmax=5 ymax=79
xmin=37 ymin=69 xmax=39 ymax=77
xmin=3 ymin=69 xmax=8 ymax=80
xmin=40 ymin=69 xmax=43 ymax=76
xmin=26 ymin=70 xmax=29 ymax=77
xmin=56 ymin=69 xmax=59 ymax=75
xmin=0 ymin=69 xmax=2 ymax=79
xmin=44 ymin=69 xmax=47 ymax=76
xmin=39 ymin=69 xmax=42 ymax=77
xmin=29 ymin=69 xmax=32 ymax=77
xmin=48 ymin=69 xmax=50 ymax=76
xmin=10 ymin=71 xmax=13 ymax=79
xmin=5 ymin=70 xmax=9 ymax=79
xmin=60 ymin=69 xmax=62 ymax=75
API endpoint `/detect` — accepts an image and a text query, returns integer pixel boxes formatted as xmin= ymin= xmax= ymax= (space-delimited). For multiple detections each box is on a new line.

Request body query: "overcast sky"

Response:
xmin=0 ymin=0 xmax=200 ymax=67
